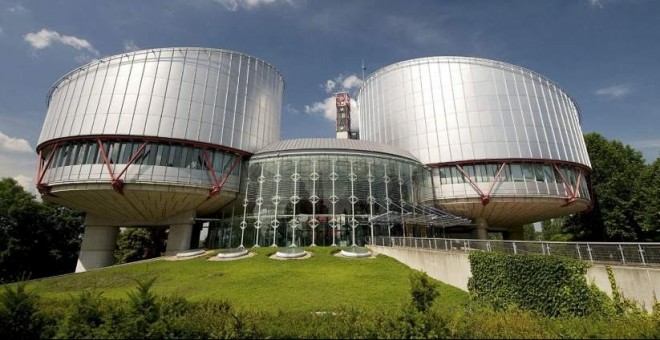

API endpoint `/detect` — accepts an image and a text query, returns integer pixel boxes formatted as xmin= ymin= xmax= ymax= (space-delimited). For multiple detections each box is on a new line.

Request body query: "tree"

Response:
xmin=637 ymin=158 xmax=660 ymax=241
xmin=563 ymin=133 xmax=646 ymax=241
xmin=115 ymin=228 xmax=153 ymax=264
xmin=523 ymin=223 xmax=539 ymax=241
xmin=540 ymin=218 xmax=572 ymax=241
xmin=0 ymin=178 xmax=84 ymax=283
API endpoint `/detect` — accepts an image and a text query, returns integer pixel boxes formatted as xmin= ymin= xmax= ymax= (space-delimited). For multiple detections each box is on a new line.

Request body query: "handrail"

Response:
xmin=370 ymin=236 xmax=660 ymax=266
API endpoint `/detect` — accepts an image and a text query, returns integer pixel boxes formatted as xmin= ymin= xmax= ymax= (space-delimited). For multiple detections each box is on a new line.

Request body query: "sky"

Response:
xmin=0 ymin=0 xmax=659 ymax=195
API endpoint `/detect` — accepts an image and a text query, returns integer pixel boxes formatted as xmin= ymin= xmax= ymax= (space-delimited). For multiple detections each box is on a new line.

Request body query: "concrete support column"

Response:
xmin=506 ymin=225 xmax=525 ymax=240
xmin=166 ymin=223 xmax=194 ymax=255
xmin=472 ymin=218 xmax=489 ymax=240
xmin=75 ymin=225 xmax=120 ymax=273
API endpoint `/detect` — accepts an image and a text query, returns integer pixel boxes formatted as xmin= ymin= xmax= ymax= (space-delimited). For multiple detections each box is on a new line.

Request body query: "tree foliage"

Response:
xmin=0 ymin=283 xmax=47 ymax=339
xmin=0 ymin=178 xmax=84 ymax=283
xmin=637 ymin=158 xmax=660 ymax=241
xmin=115 ymin=228 xmax=154 ymax=264
xmin=563 ymin=133 xmax=653 ymax=241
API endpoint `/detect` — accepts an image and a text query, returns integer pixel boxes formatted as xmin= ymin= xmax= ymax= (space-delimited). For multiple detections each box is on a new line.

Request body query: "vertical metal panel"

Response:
xmin=39 ymin=48 xmax=284 ymax=154
xmin=357 ymin=57 xmax=591 ymax=168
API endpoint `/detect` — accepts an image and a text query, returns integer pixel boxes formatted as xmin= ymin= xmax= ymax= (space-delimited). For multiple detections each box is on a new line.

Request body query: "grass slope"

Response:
xmin=21 ymin=247 xmax=468 ymax=313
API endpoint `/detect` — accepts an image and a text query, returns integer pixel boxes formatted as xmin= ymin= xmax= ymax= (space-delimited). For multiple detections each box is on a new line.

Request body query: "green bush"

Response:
xmin=0 ymin=283 xmax=49 ymax=339
xmin=409 ymin=271 xmax=439 ymax=313
xmin=468 ymin=251 xmax=608 ymax=317
xmin=56 ymin=289 xmax=108 ymax=338
xmin=6 ymin=273 xmax=658 ymax=339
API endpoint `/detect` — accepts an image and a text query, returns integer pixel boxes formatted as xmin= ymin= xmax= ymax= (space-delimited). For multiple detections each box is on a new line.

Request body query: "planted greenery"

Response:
xmin=468 ymin=251 xmax=608 ymax=317
xmin=14 ymin=247 xmax=467 ymax=313
xmin=3 ymin=273 xmax=658 ymax=339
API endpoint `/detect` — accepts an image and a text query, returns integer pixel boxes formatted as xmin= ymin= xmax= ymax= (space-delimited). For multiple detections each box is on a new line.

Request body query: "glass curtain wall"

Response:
xmin=421 ymin=162 xmax=590 ymax=201
xmin=223 ymin=153 xmax=423 ymax=248
xmin=40 ymin=139 xmax=241 ymax=189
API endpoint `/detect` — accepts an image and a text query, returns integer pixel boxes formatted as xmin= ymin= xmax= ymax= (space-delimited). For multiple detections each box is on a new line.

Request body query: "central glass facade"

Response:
xmin=207 ymin=149 xmax=424 ymax=248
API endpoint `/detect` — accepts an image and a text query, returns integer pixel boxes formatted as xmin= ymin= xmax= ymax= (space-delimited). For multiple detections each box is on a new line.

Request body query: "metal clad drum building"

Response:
xmin=39 ymin=47 xmax=282 ymax=151
xmin=35 ymin=48 xmax=284 ymax=270
xmin=358 ymin=57 xmax=592 ymax=230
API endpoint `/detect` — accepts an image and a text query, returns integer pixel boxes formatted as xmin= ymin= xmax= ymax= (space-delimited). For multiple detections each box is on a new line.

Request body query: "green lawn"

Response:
xmin=20 ymin=247 xmax=468 ymax=313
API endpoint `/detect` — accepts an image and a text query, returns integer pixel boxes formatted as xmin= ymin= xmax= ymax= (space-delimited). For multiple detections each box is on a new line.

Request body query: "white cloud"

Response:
xmin=24 ymin=28 xmax=99 ymax=56
xmin=12 ymin=174 xmax=34 ymax=192
xmin=304 ymin=96 xmax=360 ymax=130
xmin=341 ymin=75 xmax=363 ymax=91
xmin=0 ymin=130 xmax=33 ymax=153
xmin=324 ymin=80 xmax=336 ymax=93
xmin=6 ymin=4 xmax=28 ymax=13
xmin=589 ymin=0 xmax=604 ymax=9
xmin=323 ymin=74 xmax=363 ymax=94
xmin=123 ymin=39 xmax=139 ymax=52
xmin=284 ymin=104 xmax=299 ymax=115
xmin=594 ymin=84 xmax=632 ymax=100
xmin=305 ymin=97 xmax=336 ymax=121
xmin=213 ymin=0 xmax=292 ymax=11
xmin=74 ymin=54 xmax=98 ymax=64
xmin=0 ymin=148 xmax=38 ymax=196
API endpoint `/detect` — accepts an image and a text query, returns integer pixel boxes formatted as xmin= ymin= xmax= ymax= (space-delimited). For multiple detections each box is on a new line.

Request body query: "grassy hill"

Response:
xmin=20 ymin=247 xmax=468 ymax=313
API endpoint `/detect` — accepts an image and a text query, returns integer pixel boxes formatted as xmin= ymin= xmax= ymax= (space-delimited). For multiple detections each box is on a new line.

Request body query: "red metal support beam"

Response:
xmin=35 ymin=142 xmax=59 ymax=195
xmin=207 ymin=154 xmax=241 ymax=198
xmin=554 ymin=164 xmax=583 ymax=206
xmin=97 ymin=139 xmax=116 ymax=181
xmin=456 ymin=163 xmax=508 ymax=206
xmin=455 ymin=165 xmax=486 ymax=203
xmin=482 ymin=162 xmax=507 ymax=205
xmin=201 ymin=148 xmax=221 ymax=189
xmin=108 ymin=141 xmax=149 ymax=194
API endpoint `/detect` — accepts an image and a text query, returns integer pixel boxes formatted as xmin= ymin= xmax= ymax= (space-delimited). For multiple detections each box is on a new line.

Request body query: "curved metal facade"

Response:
xmin=35 ymin=48 xmax=284 ymax=222
xmin=39 ymin=47 xmax=283 ymax=152
xmin=358 ymin=57 xmax=592 ymax=228
xmin=358 ymin=56 xmax=590 ymax=167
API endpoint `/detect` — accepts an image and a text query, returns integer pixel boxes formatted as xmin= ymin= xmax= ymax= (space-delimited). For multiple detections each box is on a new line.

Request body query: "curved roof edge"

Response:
xmin=253 ymin=138 xmax=421 ymax=163
xmin=46 ymin=47 xmax=285 ymax=106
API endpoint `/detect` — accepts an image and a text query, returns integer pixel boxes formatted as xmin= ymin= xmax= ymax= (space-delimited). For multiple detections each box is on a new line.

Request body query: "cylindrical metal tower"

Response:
xmin=358 ymin=56 xmax=592 ymax=232
xmin=35 ymin=47 xmax=284 ymax=270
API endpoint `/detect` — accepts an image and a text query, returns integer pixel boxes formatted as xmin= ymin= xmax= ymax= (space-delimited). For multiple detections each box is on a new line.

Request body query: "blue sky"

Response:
xmin=0 ymin=0 xmax=658 ymax=193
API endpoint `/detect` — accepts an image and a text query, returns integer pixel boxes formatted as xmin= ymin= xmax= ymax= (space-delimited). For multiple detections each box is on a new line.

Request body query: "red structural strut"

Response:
xmin=35 ymin=143 xmax=59 ymax=195
xmin=455 ymin=163 xmax=506 ymax=206
xmin=96 ymin=139 xmax=148 ymax=194
xmin=553 ymin=164 xmax=582 ymax=206
xmin=202 ymin=149 xmax=241 ymax=198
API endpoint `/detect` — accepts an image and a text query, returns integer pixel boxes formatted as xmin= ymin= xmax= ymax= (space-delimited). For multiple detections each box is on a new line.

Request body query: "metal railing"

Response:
xmin=368 ymin=236 xmax=660 ymax=266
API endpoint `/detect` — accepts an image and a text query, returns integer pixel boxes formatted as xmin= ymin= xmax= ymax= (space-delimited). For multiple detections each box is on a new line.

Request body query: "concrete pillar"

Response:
xmin=166 ymin=223 xmax=194 ymax=255
xmin=75 ymin=225 xmax=120 ymax=273
xmin=505 ymin=225 xmax=525 ymax=240
xmin=472 ymin=218 xmax=489 ymax=240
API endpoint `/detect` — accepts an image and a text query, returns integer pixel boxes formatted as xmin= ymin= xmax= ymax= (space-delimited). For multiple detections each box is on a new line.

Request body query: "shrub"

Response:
xmin=0 ymin=283 xmax=48 ymax=339
xmin=468 ymin=251 xmax=608 ymax=317
xmin=56 ymin=289 xmax=107 ymax=339
xmin=409 ymin=271 xmax=439 ymax=313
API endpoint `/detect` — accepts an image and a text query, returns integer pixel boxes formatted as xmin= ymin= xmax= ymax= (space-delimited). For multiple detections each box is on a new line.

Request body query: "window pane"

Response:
xmin=86 ymin=143 xmax=98 ymax=164
xmin=157 ymin=144 xmax=170 ymax=166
